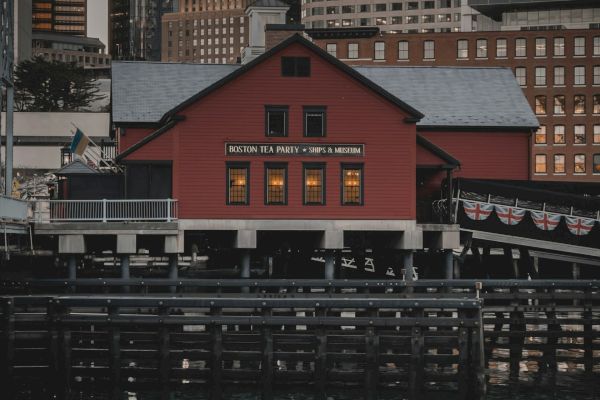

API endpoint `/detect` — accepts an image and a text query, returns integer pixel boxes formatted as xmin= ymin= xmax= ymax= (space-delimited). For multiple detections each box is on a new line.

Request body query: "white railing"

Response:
xmin=31 ymin=199 xmax=178 ymax=223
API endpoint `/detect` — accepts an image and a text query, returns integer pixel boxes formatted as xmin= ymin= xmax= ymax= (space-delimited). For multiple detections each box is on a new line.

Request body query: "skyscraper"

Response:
xmin=109 ymin=0 xmax=178 ymax=60
xmin=32 ymin=0 xmax=87 ymax=36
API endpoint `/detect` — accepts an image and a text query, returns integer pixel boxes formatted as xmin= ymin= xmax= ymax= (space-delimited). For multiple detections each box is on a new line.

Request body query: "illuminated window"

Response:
xmin=535 ymin=154 xmax=547 ymax=173
xmin=304 ymin=106 xmax=326 ymax=137
xmin=342 ymin=165 xmax=363 ymax=205
xmin=554 ymin=125 xmax=565 ymax=144
xmin=554 ymin=154 xmax=565 ymax=174
xmin=594 ymin=154 xmax=600 ymax=174
xmin=593 ymin=95 xmax=600 ymax=114
xmin=574 ymin=95 xmax=586 ymax=114
xmin=535 ymin=95 xmax=546 ymax=115
xmin=265 ymin=164 xmax=287 ymax=205
xmin=574 ymin=154 xmax=586 ymax=173
xmin=595 ymin=125 xmax=600 ymax=144
xmin=574 ymin=125 xmax=586 ymax=144
xmin=265 ymin=106 xmax=288 ymax=137
xmin=227 ymin=163 xmax=249 ymax=205
xmin=534 ymin=125 xmax=546 ymax=144
xmin=303 ymin=164 xmax=325 ymax=205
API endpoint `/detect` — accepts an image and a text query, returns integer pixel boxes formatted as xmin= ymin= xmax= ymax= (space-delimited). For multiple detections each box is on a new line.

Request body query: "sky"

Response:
xmin=87 ymin=0 xmax=109 ymax=53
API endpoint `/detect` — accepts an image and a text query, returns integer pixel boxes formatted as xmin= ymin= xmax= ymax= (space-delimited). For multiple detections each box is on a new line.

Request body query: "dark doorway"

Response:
xmin=125 ymin=162 xmax=172 ymax=199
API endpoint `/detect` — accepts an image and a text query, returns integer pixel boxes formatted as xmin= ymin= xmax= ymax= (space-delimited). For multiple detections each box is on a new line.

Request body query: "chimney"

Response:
xmin=265 ymin=24 xmax=305 ymax=51
xmin=242 ymin=0 xmax=290 ymax=64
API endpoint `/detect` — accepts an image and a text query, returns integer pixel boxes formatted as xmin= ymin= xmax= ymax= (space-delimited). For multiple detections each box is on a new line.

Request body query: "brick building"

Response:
xmin=161 ymin=0 xmax=249 ymax=63
xmin=305 ymin=27 xmax=600 ymax=182
xmin=32 ymin=0 xmax=87 ymax=35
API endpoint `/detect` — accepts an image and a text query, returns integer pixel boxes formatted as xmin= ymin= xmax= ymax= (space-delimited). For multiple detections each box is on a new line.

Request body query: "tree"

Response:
xmin=14 ymin=56 xmax=104 ymax=112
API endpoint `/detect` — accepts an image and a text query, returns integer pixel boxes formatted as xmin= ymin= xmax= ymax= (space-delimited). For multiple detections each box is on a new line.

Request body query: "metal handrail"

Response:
xmin=30 ymin=198 xmax=178 ymax=223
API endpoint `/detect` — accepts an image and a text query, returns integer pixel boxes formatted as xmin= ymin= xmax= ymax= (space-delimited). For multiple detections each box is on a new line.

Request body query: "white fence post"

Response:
xmin=102 ymin=199 xmax=107 ymax=222
xmin=167 ymin=199 xmax=171 ymax=222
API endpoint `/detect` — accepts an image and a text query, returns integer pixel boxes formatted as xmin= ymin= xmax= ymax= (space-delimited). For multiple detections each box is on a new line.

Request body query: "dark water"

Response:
xmin=50 ymin=370 xmax=599 ymax=400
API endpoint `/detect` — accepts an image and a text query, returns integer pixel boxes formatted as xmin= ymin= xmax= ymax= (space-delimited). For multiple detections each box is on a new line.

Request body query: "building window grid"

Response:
xmin=476 ymin=39 xmax=487 ymax=58
xmin=535 ymin=125 xmax=546 ymax=144
xmin=574 ymin=95 xmax=586 ymax=115
xmin=535 ymin=95 xmax=546 ymax=115
xmin=554 ymin=125 xmax=566 ymax=144
xmin=515 ymin=38 xmax=526 ymax=57
xmin=348 ymin=43 xmax=358 ymax=59
xmin=374 ymin=41 xmax=385 ymax=60
xmin=554 ymin=37 xmax=565 ymax=56
xmin=594 ymin=37 xmax=600 ymax=56
xmin=594 ymin=66 xmax=600 ymax=85
xmin=265 ymin=164 xmax=287 ymax=205
xmin=515 ymin=67 xmax=526 ymax=86
xmin=457 ymin=39 xmax=468 ymax=59
xmin=535 ymin=37 xmax=546 ymax=57
xmin=574 ymin=125 xmax=586 ymax=144
xmin=554 ymin=66 xmax=565 ymax=86
xmin=574 ymin=66 xmax=586 ymax=85
xmin=303 ymin=164 xmax=325 ymax=205
xmin=227 ymin=164 xmax=249 ymax=205
xmin=535 ymin=67 xmax=546 ymax=86
xmin=574 ymin=37 xmax=586 ymax=56
xmin=535 ymin=154 xmax=547 ymax=174
xmin=496 ymin=38 xmax=507 ymax=58
xmin=398 ymin=40 xmax=408 ymax=60
xmin=594 ymin=95 xmax=600 ymax=114
xmin=574 ymin=154 xmax=586 ymax=173
xmin=304 ymin=107 xmax=327 ymax=137
xmin=424 ymin=40 xmax=435 ymax=59
xmin=554 ymin=95 xmax=565 ymax=115
xmin=554 ymin=154 xmax=565 ymax=174
xmin=341 ymin=165 xmax=363 ymax=205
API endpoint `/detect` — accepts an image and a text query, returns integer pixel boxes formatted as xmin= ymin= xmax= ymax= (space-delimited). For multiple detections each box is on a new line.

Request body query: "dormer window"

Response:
xmin=281 ymin=57 xmax=311 ymax=77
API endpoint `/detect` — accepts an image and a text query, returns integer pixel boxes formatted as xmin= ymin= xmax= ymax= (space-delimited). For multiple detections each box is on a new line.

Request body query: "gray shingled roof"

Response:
xmin=354 ymin=66 xmax=538 ymax=129
xmin=112 ymin=62 xmax=239 ymax=123
xmin=55 ymin=159 xmax=99 ymax=175
xmin=112 ymin=61 xmax=538 ymax=129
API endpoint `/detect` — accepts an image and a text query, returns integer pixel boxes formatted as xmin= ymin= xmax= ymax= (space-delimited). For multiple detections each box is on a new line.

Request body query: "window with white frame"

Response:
xmin=326 ymin=43 xmax=337 ymax=57
xmin=515 ymin=38 xmax=526 ymax=57
xmin=515 ymin=67 xmax=526 ymax=86
xmin=457 ymin=39 xmax=468 ymax=58
xmin=574 ymin=125 xmax=586 ymax=144
xmin=535 ymin=37 xmax=546 ymax=57
xmin=348 ymin=43 xmax=358 ymax=59
xmin=574 ymin=66 xmax=586 ymax=85
xmin=554 ymin=66 xmax=565 ymax=85
xmin=574 ymin=37 xmax=585 ymax=56
xmin=476 ymin=39 xmax=487 ymax=58
xmin=423 ymin=40 xmax=435 ymax=59
xmin=535 ymin=67 xmax=546 ymax=86
xmin=553 ymin=37 xmax=565 ymax=56
xmin=398 ymin=40 xmax=408 ymax=60
xmin=496 ymin=38 xmax=507 ymax=57
xmin=374 ymin=41 xmax=385 ymax=60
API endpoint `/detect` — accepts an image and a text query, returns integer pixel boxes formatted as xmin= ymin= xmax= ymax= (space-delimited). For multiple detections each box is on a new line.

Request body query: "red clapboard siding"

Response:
xmin=119 ymin=127 xmax=154 ymax=153
xmin=416 ymin=142 xmax=450 ymax=166
xmin=121 ymin=42 xmax=417 ymax=220
xmin=419 ymin=131 xmax=530 ymax=180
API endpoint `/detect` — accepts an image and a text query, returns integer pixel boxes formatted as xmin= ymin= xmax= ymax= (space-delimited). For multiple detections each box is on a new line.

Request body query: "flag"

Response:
xmin=565 ymin=216 xmax=596 ymax=236
xmin=70 ymin=128 xmax=89 ymax=156
xmin=494 ymin=205 xmax=526 ymax=225
xmin=531 ymin=211 xmax=561 ymax=231
xmin=463 ymin=200 xmax=493 ymax=221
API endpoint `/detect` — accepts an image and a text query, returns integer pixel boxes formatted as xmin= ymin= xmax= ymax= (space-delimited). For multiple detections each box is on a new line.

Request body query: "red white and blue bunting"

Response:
xmin=462 ymin=201 xmax=599 ymax=236
xmin=565 ymin=216 xmax=595 ymax=236
xmin=531 ymin=211 xmax=561 ymax=231
xmin=463 ymin=201 xmax=493 ymax=221
xmin=494 ymin=205 xmax=526 ymax=225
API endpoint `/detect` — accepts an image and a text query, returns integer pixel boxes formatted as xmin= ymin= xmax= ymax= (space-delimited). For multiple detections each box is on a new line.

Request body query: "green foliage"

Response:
xmin=14 ymin=56 xmax=104 ymax=112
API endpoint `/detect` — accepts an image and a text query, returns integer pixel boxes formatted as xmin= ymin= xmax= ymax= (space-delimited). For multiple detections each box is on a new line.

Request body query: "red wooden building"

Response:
xmin=111 ymin=34 xmax=537 ymax=278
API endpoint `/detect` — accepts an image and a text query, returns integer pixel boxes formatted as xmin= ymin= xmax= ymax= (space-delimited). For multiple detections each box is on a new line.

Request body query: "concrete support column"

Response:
xmin=324 ymin=250 xmax=334 ymax=280
xmin=403 ymin=251 xmax=415 ymax=282
xmin=120 ymin=255 xmax=130 ymax=279
xmin=240 ymin=250 xmax=251 ymax=279
xmin=169 ymin=255 xmax=179 ymax=280
xmin=67 ymin=255 xmax=77 ymax=280
xmin=572 ymin=263 xmax=580 ymax=280
xmin=444 ymin=249 xmax=454 ymax=280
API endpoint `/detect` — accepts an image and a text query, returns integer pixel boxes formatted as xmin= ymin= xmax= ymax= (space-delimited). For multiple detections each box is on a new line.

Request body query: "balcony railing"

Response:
xmin=31 ymin=199 xmax=178 ymax=223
